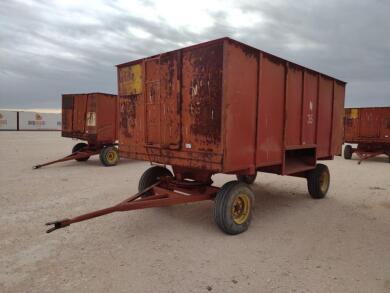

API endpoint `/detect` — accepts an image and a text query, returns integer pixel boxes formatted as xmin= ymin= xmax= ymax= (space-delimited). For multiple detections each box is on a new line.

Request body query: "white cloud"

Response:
xmin=127 ymin=27 xmax=152 ymax=39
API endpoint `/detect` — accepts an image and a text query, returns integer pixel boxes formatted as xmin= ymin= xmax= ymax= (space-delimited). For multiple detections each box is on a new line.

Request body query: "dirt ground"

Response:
xmin=0 ymin=131 xmax=389 ymax=293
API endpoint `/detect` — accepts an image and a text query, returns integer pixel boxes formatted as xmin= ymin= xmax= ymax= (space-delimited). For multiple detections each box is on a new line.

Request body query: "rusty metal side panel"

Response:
xmin=359 ymin=109 xmax=381 ymax=138
xmin=222 ymin=40 xmax=258 ymax=172
xmin=380 ymin=109 xmax=390 ymax=140
xmin=159 ymin=51 xmax=181 ymax=147
xmin=181 ymin=42 xmax=223 ymax=154
xmin=142 ymin=53 xmax=182 ymax=148
xmin=85 ymin=94 xmax=96 ymax=136
xmin=61 ymin=94 xmax=74 ymax=135
xmin=72 ymin=94 xmax=88 ymax=134
xmin=118 ymin=40 xmax=224 ymax=171
xmin=316 ymin=76 xmax=333 ymax=158
xmin=145 ymin=58 xmax=161 ymax=145
xmin=256 ymin=54 xmax=285 ymax=166
xmin=119 ymin=93 xmax=145 ymax=149
xmin=285 ymin=65 xmax=303 ymax=147
xmin=301 ymin=71 xmax=318 ymax=145
xmin=331 ymin=82 xmax=345 ymax=154
xmin=95 ymin=93 xmax=117 ymax=143
xmin=344 ymin=108 xmax=357 ymax=141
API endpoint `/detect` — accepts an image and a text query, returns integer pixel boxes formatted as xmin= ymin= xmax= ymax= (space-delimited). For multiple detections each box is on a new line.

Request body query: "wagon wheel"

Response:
xmin=214 ymin=181 xmax=254 ymax=235
xmin=138 ymin=166 xmax=173 ymax=197
xmin=236 ymin=173 xmax=257 ymax=184
xmin=307 ymin=164 xmax=330 ymax=199
xmin=99 ymin=146 xmax=119 ymax=167
xmin=72 ymin=142 xmax=90 ymax=162
xmin=343 ymin=145 xmax=353 ymax=160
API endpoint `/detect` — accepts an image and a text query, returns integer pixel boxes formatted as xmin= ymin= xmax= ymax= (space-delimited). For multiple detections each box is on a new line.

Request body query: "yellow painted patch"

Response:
xmin=350 ymin=108 xmax=359 ymax=119
xmin=120 ymin=64 xmax=142 ymax=95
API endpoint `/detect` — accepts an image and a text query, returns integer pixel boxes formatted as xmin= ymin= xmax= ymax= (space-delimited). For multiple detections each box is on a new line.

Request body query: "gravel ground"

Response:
xmin=1 ymin=131 xmax=389 ymax=293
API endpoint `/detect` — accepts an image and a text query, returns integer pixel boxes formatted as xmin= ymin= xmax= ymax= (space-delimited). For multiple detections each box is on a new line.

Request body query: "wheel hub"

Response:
xmin=231 ymin=193 xmax=250 ymax=225
xmin=319 ymin=171 xmax=329 ymax=194
xmin=107 ymin=150 xmax=117 ymax=163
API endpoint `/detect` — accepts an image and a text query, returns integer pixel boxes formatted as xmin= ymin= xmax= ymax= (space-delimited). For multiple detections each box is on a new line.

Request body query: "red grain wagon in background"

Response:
xmin=344 ymin=107 xmax=390 ymax=163
xmin=47 ymin=38 xmax=346 ymax=235
xmin=34 ymin=93 xmax=119 ymax=169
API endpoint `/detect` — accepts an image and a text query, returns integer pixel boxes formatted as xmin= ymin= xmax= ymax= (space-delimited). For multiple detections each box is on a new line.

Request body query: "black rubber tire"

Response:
xmin=138 ymin=166 xmax=173 ymax=197
xmin=236 ymin=173 xmax=257 ymax=184
xmin=214 ymin=181 xmax=255 ymax=235
xmin=72 ymin=142 xmax=90 ymax=162
xmin=344 ymin=145 xmax=353 ymax=160
xmin=307 ymin=164 xmax=330 ymax=199
xmin=99 ymin=146 xmax=119 ymax=167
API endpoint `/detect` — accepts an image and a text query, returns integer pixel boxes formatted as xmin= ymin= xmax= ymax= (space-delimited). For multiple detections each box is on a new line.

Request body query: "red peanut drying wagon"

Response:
xmin=34 ymin=93 xmax=119 ymax=169
xmin=47 ymin=38 xmax=346 ymax=235
xmin=344 ymin=107 xmax=390 ymax=163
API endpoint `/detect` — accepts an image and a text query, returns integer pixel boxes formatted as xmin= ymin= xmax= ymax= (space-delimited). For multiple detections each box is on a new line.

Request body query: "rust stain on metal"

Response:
xmin=119 ymin=94 xmax=138 ymax=138
xmin=186 ymin=43 xmax=223 ymax=144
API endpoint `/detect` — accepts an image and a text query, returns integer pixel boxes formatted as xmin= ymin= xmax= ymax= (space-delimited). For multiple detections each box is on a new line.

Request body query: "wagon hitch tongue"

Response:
xmin=46 ymin=219 xmax=71 ymax=233
xmin=44 ymin=179 xmax=217 ymax=234
xmin=44 ymin=182 xmax=160 ymax=233
xmin=33 ymin=150 xmax=98 ymax=169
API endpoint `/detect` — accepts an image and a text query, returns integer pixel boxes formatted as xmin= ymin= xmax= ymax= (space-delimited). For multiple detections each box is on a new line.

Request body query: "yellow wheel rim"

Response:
xmin=231 ymin=193 xmax=251 ymax=225
xmin=106 ymin=150 xmax=118 ymax=163
xmin=319 ymin=170 xmax=330 ymax=194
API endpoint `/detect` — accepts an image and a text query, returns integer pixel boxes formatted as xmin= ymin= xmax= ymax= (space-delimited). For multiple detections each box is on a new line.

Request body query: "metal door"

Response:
xmin=72 ymin=94 xmax=88 ymax=133
xmin=145 ymin=58 xmax=161 ymax=145
xmin=380 ymin=115 xmax=390 ymax=139
xmin=359 ymin=110 xmax=380 ymax=138
xmin=145 ymin=53 xmax=181 ymax=148
xmin=62 ymin=94 xmax=74 ymax=133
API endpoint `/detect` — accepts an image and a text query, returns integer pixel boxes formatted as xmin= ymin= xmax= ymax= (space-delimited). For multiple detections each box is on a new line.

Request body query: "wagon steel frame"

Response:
xmin=345 ymin=143 xmax=390 ymax=164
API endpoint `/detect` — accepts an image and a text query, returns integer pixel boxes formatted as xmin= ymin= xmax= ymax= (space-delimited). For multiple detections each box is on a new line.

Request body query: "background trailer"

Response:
xmin=344 ymin=107 xmax=390 ymax=163
xmin=34 ymin=93 xmax=119 ymax=169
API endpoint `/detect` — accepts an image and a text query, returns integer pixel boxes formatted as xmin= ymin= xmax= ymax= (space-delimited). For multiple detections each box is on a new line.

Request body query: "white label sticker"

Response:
xmin=86 ymin=112 xmax=96 ymax=127
xmin=185 ymin=143 xmax=192 ymax=149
